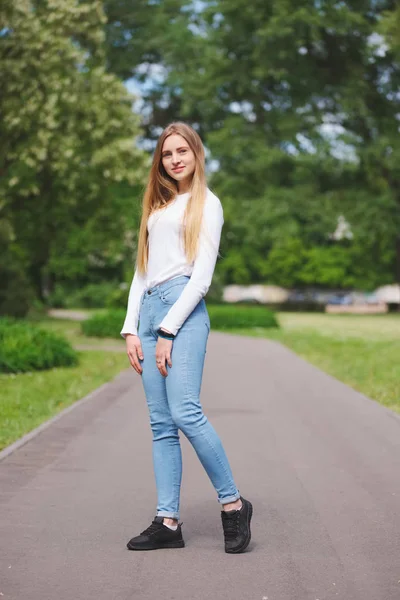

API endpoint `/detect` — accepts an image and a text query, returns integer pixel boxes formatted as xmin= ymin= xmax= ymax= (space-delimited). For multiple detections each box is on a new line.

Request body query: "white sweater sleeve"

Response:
xmin=157 ymin=193 xmax=224 ymax=336
xmin=120 ymin=267 xmax=147 ymax=338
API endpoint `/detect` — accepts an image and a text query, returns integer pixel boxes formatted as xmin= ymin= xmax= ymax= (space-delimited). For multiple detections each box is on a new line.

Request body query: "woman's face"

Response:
xmin=161 ymin=134 xmax=196 ymax=189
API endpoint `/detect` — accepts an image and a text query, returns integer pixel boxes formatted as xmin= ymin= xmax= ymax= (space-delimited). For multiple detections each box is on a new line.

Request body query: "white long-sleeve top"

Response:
xmin=120 ymin=188 xmax=224 ymax=338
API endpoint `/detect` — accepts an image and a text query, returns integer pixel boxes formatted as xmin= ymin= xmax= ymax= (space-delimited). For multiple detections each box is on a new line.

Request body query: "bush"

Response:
xmin=82 ymin=304 xmax=279 ymax=339
xmin=104 ymin=275 xmax=224 ymax=310
xmin=81 ymin=310 xmax=126 ymax=338
xmin=46 ymin=284 xmax=69 ymax=308
xmin=208 ymin=304 xmax=279 ymax=329
xmin=48 ymin=282 xmax=119 ymax=309
xmin=0 ymin=254 xmax=35 ymax=318
xmin=0 ymin=318 xmax=79 ymax=373
xmin=205 ymin=269 xmax=225 ymax=304
xmin=273 ymin=301 xmax=325 ymax=313
xmin=68 ymin=282 xmax=118 ymax=308
xmin=105 ymin=284 xmax=129 ymax=309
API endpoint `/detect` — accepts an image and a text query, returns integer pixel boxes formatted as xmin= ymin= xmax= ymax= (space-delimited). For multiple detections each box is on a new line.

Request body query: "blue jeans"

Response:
xmin=138 ymin=275 xmax=240 ymax=519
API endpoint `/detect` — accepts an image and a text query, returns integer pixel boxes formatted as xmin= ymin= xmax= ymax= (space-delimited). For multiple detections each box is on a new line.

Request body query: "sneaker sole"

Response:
xmin=225 ymin=500 xmax=253 ymax=554
xmin=127 ymin=539 xmax=185 ymax=551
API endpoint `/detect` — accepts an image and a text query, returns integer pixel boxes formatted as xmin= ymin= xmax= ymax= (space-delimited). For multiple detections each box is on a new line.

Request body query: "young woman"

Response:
xmin=121 ymin=122 xmax=253 ymax=553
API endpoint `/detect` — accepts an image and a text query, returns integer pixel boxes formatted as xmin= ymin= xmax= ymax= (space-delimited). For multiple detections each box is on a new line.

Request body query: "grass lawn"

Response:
xmin=36 ymin=311 xmax=400 ymax=415
xmin=31 ymin=315 xmax=123 ymax=349
xmin=227 ymin=312 xmax=400 ymax=415
xmin=0 ymin=350 xmax=127 ymax=451
xmin=277 ymin=312 xmax=400 ymax=342
xmin=1 ymin=311 xmax=399 ymax=452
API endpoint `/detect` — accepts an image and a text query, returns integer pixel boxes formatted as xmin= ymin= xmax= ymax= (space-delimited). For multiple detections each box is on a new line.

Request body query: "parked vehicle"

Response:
xmin=326 ymin=294 xmax=352 ymax=305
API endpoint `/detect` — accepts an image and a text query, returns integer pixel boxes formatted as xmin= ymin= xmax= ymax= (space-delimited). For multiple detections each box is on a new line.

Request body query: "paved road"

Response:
xmin=47 ymin=309 xmax=90 ymax=321
xmin=1 ymin=332 xmax=400 ymax=600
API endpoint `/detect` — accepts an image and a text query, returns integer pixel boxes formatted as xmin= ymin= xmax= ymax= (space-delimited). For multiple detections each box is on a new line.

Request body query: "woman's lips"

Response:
xmin=172 ymin=166 xmax=185 ymax=173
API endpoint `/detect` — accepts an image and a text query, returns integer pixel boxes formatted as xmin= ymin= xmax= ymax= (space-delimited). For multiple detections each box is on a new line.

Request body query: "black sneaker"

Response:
xmin=127 ymin=516 xmax=185 ymax=551
xmin=221 ymin=496 xmax=253 ymax=553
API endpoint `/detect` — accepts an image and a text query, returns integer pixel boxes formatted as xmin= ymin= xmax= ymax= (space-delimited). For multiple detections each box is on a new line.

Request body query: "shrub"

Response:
xmin=81 ymin=310 xmax=126 ymax=338
xmin=273 ymin=301 xmax=325 ymax=313
xmin=46 ymin=284 xmax=69 ymax=308
xmin=47 ymin=282 xmax=119 ymax=309
xmin=82 ymin=304 xmax=279 ymax=339
xmin=205 ymin=269 xmax=225 ymax=304
xmin=207 ymin=304 xmax=279 ymax=329
xmin=105 ymin=285 xmax=129 ymax=309
xmin=0 ymin=318 xmax=79 ymax=373
xmin=0 ymin=254 xmax=35 ymax=318
xmin=67 ymin=282 xmax=117 ymax=308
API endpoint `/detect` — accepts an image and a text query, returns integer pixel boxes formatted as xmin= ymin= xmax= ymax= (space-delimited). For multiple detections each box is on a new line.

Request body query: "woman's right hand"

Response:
xmin=126 ymin=334 xmax=144 ymax=375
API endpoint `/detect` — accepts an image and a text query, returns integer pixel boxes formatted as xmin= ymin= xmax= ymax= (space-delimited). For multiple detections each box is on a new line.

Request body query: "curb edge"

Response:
xmin=0 ymin=371 xmax=129 ymax=462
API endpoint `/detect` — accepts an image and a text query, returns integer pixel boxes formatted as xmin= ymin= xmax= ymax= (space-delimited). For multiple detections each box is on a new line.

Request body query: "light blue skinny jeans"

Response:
xmin=138 ymin=275 xmax=240 ymax=519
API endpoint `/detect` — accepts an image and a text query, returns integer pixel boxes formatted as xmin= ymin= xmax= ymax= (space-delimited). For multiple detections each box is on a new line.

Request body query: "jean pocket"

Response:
xmin=201 ymin=300 xmax=211 ymax=332
xmin=159 ymin=282 xmax=187 ymax=305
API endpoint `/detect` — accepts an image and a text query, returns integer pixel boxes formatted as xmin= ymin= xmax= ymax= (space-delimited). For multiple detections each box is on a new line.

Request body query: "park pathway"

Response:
xmin=1 ymin=332 xmax=400 ymax=600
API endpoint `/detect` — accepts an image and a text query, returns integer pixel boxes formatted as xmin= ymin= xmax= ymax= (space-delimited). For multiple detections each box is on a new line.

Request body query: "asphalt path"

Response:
xmin=1 ymin=332 xmax=400 ymax=600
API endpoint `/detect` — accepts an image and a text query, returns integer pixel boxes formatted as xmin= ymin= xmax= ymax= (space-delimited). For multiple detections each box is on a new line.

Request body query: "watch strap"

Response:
xmin=157 ymin=328 xmax=175 ymax=340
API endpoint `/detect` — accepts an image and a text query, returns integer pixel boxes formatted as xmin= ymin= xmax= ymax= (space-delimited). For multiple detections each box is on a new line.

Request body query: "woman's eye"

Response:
xmin=179 ymin=149 xmax=187 ymax=154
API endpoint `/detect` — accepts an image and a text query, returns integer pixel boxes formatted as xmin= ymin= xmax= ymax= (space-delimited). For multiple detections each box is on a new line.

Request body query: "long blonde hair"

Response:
xmin=136 ymin=122 xmax=207 ymax=275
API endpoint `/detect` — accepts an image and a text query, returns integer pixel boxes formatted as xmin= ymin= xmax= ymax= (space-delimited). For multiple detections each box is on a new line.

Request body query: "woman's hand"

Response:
xmin=126 ymin=334 xmax=144 ymax=375
xmin=156 ymin=335 xmax=173 ymax=377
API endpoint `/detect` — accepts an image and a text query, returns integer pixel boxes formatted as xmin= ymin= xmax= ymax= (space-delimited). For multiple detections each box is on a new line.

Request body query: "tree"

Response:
xmin=0 ymin=0 xmax=147 ymax=310
xmin=102 ymin=1 xmax=400 ymax=289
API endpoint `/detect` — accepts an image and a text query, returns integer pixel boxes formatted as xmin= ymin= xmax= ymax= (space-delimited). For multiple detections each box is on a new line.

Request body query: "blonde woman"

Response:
xmin=121 ymin=122 xmax=252 ymax=553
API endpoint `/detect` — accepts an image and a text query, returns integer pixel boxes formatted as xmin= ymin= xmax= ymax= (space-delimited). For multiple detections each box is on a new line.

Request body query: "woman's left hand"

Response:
xmin=156 ymin=335 xmax=173 ymax=377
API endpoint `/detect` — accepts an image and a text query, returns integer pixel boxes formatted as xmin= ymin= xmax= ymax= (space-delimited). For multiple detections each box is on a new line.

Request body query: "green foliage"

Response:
xmin=263 ymin=236 xmax=391 ymax=291
xmin=0 ymin=210 xmax=33 ymax=317
xmin=70 ymin=283 xmax=118 ymax=309
xmin=263 ymin=239 xmax=307 ymax=288
xmin=240 ymin=313 xmax=400 ymax=413
xmin=47 ymin=182 xmax=146 ymax=291
xmin=0 ymin=0 xmax=147 ymax=304
xmin=105 ymin=285 xmax=130 ymax=310
xmin=48 ymin=282 xmax=120 ymax=309
xmin=0 ymin=350 xmax=126 ymax=451
xmin=45 ymin=285 xmax=69 ymax=309
xmin=2 ymin=0 xmax=399 ymax=304
xmin=0 ymin=318 xmax=78 ymax=373
xmin=0 ymin=245 xmax=34 ymax=317
xmin=208 ymin=305 xmax=279 ymax=330
xmin=82 ymin=304 xmax=278 ymax=338
xmin=81 ymin=310 xmax=126 ymax=338
xmin=205 ymin=269 xmax=225 ymax=304
xmin=71 ymin=275 xmax=224 ymax=313
xmin=380 ymin=5 xmax=400 ymax=60
xmin=103 ymin=0 xmax=400 ymax=288
xmin=301 ymin=246 xmax=355 ymax=288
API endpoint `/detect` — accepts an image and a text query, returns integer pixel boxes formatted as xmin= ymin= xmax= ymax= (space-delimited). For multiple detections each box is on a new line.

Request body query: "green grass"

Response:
xmin=33 ymin=317 xmax=83 ymax=345
xmin=226 ymin=312 xmax=400 ymax=414
xmin=1 ymin=311 xmax=399 ymax=452
xmin=276 ymin=312 xmax=400 ymax=342
xmin=34 ymin=316 xmax=125 ymax=350
xmin=30 ymin=312 xmax=400 ymax=416
xmin=0 ymin=351 xmax=127 ymax=451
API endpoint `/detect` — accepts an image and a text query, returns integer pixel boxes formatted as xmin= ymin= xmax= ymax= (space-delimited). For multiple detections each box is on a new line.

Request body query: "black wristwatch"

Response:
xmin=156 ymin=328 xmax=176 ymax=340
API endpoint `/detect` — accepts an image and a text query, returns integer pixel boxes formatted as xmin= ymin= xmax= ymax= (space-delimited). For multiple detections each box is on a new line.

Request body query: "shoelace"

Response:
xmin=221 ymin=511 xmax=240 ymax=540
xmin=140 ymin=520 xmax=164 ymax=537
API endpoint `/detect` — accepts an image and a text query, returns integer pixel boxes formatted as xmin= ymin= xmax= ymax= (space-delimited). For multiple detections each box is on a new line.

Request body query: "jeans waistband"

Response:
xmin=145 ymin=275 xmax=190 ymax=296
